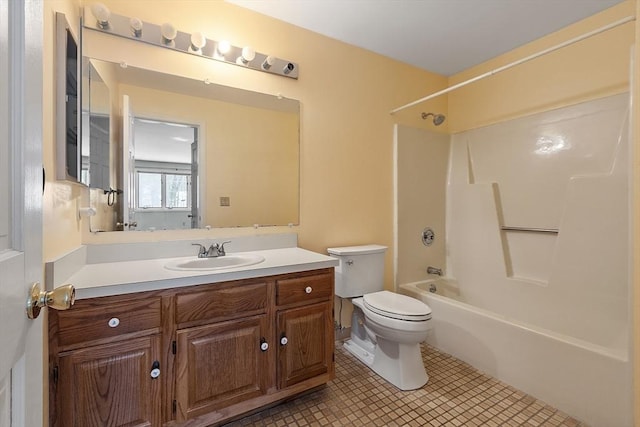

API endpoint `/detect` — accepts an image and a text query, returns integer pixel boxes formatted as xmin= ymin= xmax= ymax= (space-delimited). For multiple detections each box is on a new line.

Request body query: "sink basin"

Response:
xmin=165 ymin=254 xmax=265 ymax=271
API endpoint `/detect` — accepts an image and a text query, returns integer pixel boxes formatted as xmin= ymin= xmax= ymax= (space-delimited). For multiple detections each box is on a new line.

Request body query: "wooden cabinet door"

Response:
xmin=56 ymin=336 xmax=161 ymax=427
xmin=277 ymin=301 xmax=333 ymax=389
xmin=175 ymin=315 xmax=270 ymax=421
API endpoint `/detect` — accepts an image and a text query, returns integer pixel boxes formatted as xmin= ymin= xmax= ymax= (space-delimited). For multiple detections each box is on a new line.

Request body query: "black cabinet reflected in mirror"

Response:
xmin=56 ymin=12 xmax=82 ymax=183
xmin=64 ymin=30 xmax=78 ymax=179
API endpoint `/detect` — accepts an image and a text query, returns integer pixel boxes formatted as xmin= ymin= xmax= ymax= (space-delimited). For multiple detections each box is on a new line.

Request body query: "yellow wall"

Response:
xmin=448 ymin=1 xmax=635 ymax=133
xmin=634 ymin=1 xmax=640 ymax=424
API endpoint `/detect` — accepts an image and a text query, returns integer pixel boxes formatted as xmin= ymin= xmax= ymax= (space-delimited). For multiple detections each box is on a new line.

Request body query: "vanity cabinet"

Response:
xmin=57 ymin=336 xmax=162 ymax=427
xmin=173 ymin=281 xmax=271 ymax=421
xmin=48 ymin=292 xmax=164 ymax=427
xmin=275 ymin=272 xmax=334 ymax=389
xmin=48 ymin=268 xmax=335 ymax=427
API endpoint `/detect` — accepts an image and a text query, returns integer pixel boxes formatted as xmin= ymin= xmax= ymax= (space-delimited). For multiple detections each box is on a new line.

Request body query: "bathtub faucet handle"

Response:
xmin=427 ymin=266 xmax=442 ymax=276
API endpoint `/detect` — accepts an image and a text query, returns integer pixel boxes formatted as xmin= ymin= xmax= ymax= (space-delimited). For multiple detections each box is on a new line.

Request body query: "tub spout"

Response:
xmin=427 ymin=266 xmax=442 ymax=276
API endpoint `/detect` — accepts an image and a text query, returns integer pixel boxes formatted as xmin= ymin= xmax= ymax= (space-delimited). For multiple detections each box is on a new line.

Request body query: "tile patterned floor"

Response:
xmin=224 ymin=342 xmax=587 ymax=427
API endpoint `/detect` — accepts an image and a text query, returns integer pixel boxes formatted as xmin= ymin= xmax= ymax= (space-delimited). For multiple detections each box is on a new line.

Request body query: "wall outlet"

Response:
xmin=219 ymin=196 xmax=230 ymax=207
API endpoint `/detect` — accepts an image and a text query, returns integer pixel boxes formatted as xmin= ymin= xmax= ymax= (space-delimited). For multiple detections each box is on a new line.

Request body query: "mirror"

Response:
xmin=82 ymin=57 xmax=300 ymax=231
xmin=82 ymin=59 xmax=111 ymax=190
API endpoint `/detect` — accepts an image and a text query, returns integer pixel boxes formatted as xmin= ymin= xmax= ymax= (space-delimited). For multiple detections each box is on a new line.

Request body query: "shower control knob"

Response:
xmin=422 ymin=228 xmax=435 ymax=246
xmin=305 ymin=286 xmax=312 ymax=294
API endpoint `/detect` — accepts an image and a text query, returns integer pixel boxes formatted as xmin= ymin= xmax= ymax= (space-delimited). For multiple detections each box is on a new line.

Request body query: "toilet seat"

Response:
xmin=363 ymin=291 xmax=431 ymax=322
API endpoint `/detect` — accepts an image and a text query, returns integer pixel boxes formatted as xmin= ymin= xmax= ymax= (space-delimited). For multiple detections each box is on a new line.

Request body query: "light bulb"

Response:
xmin=130 ymin=17 xmax=143 ymax=37
xmin=161 ymin=22 xmax=177 ymax=43
xmin=217 ymin=40 xmax=231 ymax=56
xmin=189 ymin=32 xmax=206 ymax=54
xmin=262 ymin=55 xmax=275 ymax=70
xmin=90 ymin=3 xmax=111 ymax=28
xmin=236 ymin=46 xmax=255 ymax=65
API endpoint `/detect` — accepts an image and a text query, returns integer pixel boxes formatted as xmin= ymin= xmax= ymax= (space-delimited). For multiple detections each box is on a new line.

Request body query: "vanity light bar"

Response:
xmin=82 ymin=5 xmax=299 ymax=79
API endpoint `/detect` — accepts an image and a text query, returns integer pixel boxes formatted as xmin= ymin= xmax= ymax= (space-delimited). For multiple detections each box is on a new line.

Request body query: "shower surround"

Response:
xmin=395 ymin=93 xmax=632 ymax=426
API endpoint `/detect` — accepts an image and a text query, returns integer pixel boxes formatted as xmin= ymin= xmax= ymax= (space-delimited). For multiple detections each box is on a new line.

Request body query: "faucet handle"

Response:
xmin=427 ymin=266 xmax=443 ymax=276
xmin=218 ymin=241 xmax=231 ymax=256
xmin=192 ymin=243 xmax=207 ymax=258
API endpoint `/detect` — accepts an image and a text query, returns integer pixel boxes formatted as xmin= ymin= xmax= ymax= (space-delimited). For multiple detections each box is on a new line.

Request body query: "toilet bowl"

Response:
xmin=344 ymin=290 xmax=432 ymax=390
xmin=328 ymin=244 xmax=433 ymax=391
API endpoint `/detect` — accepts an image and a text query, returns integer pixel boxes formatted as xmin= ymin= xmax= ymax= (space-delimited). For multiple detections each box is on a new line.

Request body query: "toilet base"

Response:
xmin=343 ymin=339 xmax=374 ymax=367
xmin=344 ymin=336 xmax=429 ymax=391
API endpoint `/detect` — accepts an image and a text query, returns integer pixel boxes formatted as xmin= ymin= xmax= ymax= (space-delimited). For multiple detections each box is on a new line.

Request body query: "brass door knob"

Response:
xmin=26 ymin=282 xmax=76 ymax=319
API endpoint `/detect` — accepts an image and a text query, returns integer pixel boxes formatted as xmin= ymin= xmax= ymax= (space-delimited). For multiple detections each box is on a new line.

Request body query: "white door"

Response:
xmin=190 ymin=138 xmax=198 ymax=228
xmin=0 ymin=0 xmax=44 ymax=426
xmin=121 ymin=94 xmax=136 ymax=230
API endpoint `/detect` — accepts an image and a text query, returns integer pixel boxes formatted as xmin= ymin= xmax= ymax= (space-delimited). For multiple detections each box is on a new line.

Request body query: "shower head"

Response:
xmin=421 ymin=112 xmax=446 ymax=126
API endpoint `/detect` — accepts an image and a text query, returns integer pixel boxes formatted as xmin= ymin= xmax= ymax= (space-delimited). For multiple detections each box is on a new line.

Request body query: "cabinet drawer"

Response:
xmin=176 ymin=282 xmax=268 ymax=325
xmin=57 ymin=298 xmax=162 ymax=347
xmin=276 ymin=272 xmax=333 ymax=306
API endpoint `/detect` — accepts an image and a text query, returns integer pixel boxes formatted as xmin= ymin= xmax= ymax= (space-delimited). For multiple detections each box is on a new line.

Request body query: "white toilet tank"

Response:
xmin=327 ymin=244 xmax=387 ymax=298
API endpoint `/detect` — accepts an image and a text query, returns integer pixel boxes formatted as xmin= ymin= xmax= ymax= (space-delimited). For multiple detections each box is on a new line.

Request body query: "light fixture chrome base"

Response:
xmin=83 ymin=5 xmax=299 ymax=79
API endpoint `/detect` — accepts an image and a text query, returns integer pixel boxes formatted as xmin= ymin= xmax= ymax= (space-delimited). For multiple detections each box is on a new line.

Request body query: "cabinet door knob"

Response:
xmin=150 ymin=361 xmax=160 ymax=379
xmin=260 ymin=338 xmax=269 ymax=351
xmin=280 ymin=336 xmax=288 ymax=346
xmin=305 ymin=286 xmax=312 ymax=294
xmin=108 ymin=317 xmax=120 ymax=328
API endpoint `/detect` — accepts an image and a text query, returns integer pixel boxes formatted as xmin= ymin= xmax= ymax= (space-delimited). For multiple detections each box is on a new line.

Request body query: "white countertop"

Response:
xmin=67 ymin=247 xmax=339 ymax=299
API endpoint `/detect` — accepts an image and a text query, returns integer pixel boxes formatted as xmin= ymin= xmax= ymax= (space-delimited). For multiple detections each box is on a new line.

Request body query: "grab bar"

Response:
xmin=500 ymin=226 xmax=559 ymax=234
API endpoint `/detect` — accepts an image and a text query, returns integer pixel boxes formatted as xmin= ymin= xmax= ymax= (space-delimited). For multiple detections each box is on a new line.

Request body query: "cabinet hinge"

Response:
xmin=172 ymin=400 xmax=177 ymax=414
xmin=172 ymin=341 xmax=176 ymax=355
xmin=52 ymin=366 xmax=59 ymax=384
xmin=332 ymin=352 xmax=335 ymax=362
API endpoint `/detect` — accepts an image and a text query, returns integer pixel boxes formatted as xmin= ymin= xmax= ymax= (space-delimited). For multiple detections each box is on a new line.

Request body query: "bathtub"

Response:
xmin=399 ymin=279 xmax=632 ymax=427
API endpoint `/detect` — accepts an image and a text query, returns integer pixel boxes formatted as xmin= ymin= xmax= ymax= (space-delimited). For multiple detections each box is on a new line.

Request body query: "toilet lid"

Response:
xmin=363 ymin=291 xmax=432 ymax=321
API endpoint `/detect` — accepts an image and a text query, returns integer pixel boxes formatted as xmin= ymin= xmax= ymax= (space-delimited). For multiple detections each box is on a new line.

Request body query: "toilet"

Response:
xmin=328 ymin=244 xmax=432 ymax=390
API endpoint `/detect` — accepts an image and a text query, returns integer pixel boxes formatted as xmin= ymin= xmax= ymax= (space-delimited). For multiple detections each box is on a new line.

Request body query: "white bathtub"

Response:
xmin=399 ymin=279 xmax=632 ymax=427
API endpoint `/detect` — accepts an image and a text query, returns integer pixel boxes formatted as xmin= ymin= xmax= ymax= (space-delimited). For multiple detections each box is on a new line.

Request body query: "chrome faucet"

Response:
xmin=427 ymin=266 xmax=443 ymax=276
xmin=192 ymin=241 xmax=231 ymax=258
xmin=211 ymin=241 xmax=230 ymax=257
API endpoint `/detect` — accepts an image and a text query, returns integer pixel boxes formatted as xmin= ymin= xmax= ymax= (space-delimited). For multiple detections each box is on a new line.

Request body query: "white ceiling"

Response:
xmin=226 ymin=0 xmax=625 ymax=76
xmin=134 ymin=119 xmax=195 ymax=164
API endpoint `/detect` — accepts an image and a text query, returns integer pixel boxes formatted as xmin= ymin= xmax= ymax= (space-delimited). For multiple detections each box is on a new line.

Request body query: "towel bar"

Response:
xmin=500 ymin=226 xmax=559 ymax=234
